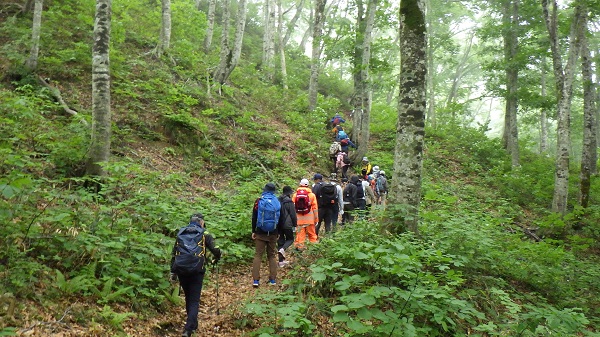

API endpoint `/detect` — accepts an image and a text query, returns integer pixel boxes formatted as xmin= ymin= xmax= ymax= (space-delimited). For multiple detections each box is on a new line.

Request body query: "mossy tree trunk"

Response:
xmin=388 ymin=0 xmax=426 ymax=235
xmin=86 ymin=0 xmax=112 ymax=178
xmin=580 ymin=9 xmax=596 ymax=209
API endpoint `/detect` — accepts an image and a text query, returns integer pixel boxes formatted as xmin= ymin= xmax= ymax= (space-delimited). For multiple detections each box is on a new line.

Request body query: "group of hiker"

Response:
xmin=168 ymin=112 xmax=389 ymax=337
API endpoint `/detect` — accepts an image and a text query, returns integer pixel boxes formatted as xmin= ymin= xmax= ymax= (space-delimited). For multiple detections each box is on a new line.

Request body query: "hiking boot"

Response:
xmin=278 ymin=261 xmax=289 ymax=268
xmin=181 ymin=330 xmax=193 ymax=337
xmin=268 ymin=279 xmax=276 ymax=286
xmin=252 ymin=280 xmax=259 ymax=288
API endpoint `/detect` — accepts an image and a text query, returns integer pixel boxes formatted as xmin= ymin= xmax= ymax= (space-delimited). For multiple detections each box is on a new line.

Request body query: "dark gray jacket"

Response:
xmin=278 ymin=194 xmax=298 ymax=230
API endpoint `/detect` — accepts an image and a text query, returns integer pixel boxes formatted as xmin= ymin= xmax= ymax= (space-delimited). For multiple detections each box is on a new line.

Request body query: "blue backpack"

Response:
xmin=337 ymin=130 xmax=348 ymax=141
xmin=256 ymin=192 xmax=281 ymax=232
xmin=172 ymin=225 xmax=206 ymax=276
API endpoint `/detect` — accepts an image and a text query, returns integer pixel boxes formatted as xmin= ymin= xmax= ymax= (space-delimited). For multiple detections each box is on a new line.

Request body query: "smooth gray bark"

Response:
xmin=540 ymin=56 xmax=548 ymax=154
xmin=308 ymin=0 xmax=326 ymax=111
xmin=25 ymin=0 xmax=43 ymax=72
xmin=390 ymin=0 xmax=426 ymax=235
xmin=156 ymin=0 xmax=171 ymax=57
xmin=580 ymin=11 xmax=596 ymax=208
xmin=543 ymin=0 xmax=583 ymax=214
xmin=203 ymin=0 xmax=216 ymax=52
xmin=502 ymin=0 xmax=520 ymax=167
xmin=283 ymin=0 xmax=305 ymax=46
xmin=213 ymin=0 xmax=247 ymax=85
xmin=277 ymin=0 xmax=288 ymax=89
xmin=261 ymin=0 xmax=276 ymax=80
xmin=86 ymin=0 xmax=112 ymax=177
xmin=351 ymin=0 xmax=376 ymax=162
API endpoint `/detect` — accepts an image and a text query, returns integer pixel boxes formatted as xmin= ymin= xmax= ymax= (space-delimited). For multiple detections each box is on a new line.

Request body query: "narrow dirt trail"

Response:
xmin=135 ymin=259 xmax=297 ymax=337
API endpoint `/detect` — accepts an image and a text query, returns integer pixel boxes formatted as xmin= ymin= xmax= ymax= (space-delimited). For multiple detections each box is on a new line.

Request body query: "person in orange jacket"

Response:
xmin=292 ymin=178 xmax=319 ymax=249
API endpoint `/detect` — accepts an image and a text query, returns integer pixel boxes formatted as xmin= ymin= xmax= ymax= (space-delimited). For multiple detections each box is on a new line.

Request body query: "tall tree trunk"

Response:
xmin=502 ymin=0 xmax=520 ymax=167
xmin=540 ymin=56 xmax=548 ymax=154
xmin=261 ymin=0 xmax=276 ymax=80
xmin=283 ymin=0 xmax=306 ymax=46
xmin=203 ymin=0 xmax=216 ymax=53
xmin=156 ymin=0 xmax=171 ymax=57
xmin=389 ymin=0 xmax=426 ymax=235
xmin=444 ymin=33 xmax=474 ymax=120
xmin=277 ymin=0 xmax=288 ymax=89
xmin=213 ymin=0 xmax=247 ymax=85
xmin=351 ymin=0 xmax=376 ymax=162
xmin=86 ymin=0 xmax=112 ymax=177
xmin=299 ymin=9 xmax=312 ymax=54
xmin=23 ymin=0 xmax=35 ymax=13
xmin=308 ymin=0 xmax=326 ymax=111
xmin=580 ymin=10 xmax=595 ymax=208
xmin=25 ymin=0 xmax=43 ymax=72
xmin=543 ymin=0 xmax=583 ymax=214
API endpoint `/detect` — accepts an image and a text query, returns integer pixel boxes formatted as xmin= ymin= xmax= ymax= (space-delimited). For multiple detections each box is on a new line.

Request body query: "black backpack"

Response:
xmin=172 ymin=225 xmax=206 ymax=276
xmin=355 ymin=182 xmax=365 ymax=199
xmin=319 ymin=183 xmax=338 ymax=206
xmin=343 ymin=153 xmax=351 ymax=164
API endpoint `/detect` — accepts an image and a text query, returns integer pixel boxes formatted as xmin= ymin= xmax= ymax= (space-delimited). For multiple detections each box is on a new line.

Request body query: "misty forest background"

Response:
xmin=1 ymin=0 xmax=600 ymax=336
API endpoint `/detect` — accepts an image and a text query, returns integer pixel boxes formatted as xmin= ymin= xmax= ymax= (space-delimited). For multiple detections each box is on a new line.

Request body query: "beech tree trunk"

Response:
xmin=351 ymin=0 xmax=376 ymax=162
xmin=540 ymin=56 xmax=548 ymax=154
xmin=283 ymin=0 xmax=305 ymax=46
xmin=86 ymin=0 xmax=112 ymax=177
xmin=580 ymin=10 xmax=595 ymax=208
xmin=25 ymin=0 xmax=43 ymax=72
xmin=203 ymin=0 xmax=216 ymax=52
xmin=261 ymin=0 xmax=276 ymax=80
xmin=389 ymin=0 xmax=426 ymax=235
xmin=156 ymin=0 xmax=171 ymax=57
xmin=213 ymin=0 xmax=247 ymax=85
xmin=502 ymin=0 xmax=520 ymax=167
xmin=543 ymin=0 xmax=583 ymax=214
xmin=308 ymin=0 xmax=326 ymax=111
xmin=277 ymin=0 xmax=288 ymax=89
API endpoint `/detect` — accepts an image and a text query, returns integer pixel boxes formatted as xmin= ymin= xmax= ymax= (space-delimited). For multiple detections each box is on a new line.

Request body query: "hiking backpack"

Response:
xmin=337 ymin=130 xmax=348 ymax=140
xmin=172 ymin=225 xmax=206 ymax=276
xmin=329 ymin=142 xmax=341 ymax=158
xmin=256 ymin=192 xmax=281 ymax=232
xmin=340 ymin=138 xmax=349 ymax=146
xmin=343 ymin=153 xmax=351 ymax=165
xmin=356 ymin=182 xmax=365 ymax=199
xmin=319 ymin=183 xmax=338 ymax=206
xmin=294 ymin=189 xmax=311 ymax=214
xmin=333 ymin=117 xmax=340 ymax=125
xmin=376 ymin=176 xmax=387 ymax=194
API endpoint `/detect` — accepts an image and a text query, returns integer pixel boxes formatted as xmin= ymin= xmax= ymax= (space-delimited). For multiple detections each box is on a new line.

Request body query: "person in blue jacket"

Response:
xmin=330 ymin=114 xmax=346 ymax=127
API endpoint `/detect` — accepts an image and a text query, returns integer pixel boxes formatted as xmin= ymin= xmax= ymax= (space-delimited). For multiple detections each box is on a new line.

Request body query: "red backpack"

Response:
xmin=294 ymin=189 xmax=311 ymax=214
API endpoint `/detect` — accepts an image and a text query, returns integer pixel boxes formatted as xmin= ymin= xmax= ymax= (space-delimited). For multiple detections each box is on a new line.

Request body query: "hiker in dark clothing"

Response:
xmin=170 ymin=213 xmax=221 ymax=337
xmin=330 ymin=114 xmax=346 ymax=127
xmin=314 ymin=174 xmax=343 ymax=236
xmin=342 ymin=176 xmax=358 ymax=226
xmin=277 ymin=186 xmax=297 ymax=267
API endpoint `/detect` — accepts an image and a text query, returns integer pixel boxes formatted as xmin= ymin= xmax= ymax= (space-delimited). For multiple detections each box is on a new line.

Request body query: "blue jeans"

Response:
xmin=178 ymin=271 xmax=206 ymax=332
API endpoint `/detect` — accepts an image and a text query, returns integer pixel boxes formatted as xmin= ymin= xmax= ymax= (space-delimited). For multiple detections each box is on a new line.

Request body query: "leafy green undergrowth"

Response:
xmin=240 ymin=215 xmax=600 ymax=336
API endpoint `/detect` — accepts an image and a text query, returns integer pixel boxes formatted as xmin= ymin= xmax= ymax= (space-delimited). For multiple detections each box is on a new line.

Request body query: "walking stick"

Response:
xmin=214 ymin=263 xmax=220 ymax=315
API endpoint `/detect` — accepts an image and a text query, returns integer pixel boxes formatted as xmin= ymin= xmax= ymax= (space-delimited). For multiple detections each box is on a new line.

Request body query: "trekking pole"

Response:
xmin=215 ymin=263 xmax=220 ymax=315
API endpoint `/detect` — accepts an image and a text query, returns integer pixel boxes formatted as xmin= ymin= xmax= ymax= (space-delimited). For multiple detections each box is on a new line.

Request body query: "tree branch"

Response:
xmin=36 ymin=76 xmax=88 ymax=126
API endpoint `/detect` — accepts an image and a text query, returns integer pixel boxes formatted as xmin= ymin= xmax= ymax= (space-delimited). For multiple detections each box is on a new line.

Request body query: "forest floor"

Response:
xmin=17 ymin=257 xmax=299 ymax=337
